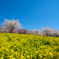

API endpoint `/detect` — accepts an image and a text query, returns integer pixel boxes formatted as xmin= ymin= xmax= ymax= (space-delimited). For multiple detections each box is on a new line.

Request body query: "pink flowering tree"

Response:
xmin=8 ymin=28 xmax=16 ymax=33
xmin=17 ymin=29 xmax=27 ymax=34
xmin=1 ymin=19 xmax=22 ymax=33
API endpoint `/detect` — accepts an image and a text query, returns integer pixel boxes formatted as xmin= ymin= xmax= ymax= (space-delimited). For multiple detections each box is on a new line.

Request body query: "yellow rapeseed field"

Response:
xmin=0 ymin=33 xmax=59 ymax=59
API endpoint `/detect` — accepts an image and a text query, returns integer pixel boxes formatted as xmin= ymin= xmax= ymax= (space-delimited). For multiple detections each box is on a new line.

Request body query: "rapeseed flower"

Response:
xmin=8 ymin=55 xmax=13 ymax=58
xmin=38 ymin=54 xmax=43 ymax=58
xmin=49 ymin=52 xmax=53 ymax=58
xmin=0 ymin=33 xmax=59 ymax=59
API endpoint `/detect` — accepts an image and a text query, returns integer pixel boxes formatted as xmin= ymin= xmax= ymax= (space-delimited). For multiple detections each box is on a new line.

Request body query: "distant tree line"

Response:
xmin=0 ymin=19 xmax=59 ymax=37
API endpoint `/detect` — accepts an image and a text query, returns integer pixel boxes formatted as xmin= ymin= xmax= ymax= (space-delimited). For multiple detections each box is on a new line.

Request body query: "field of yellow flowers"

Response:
xmin=0 ymin=33 xmax=59 ymax=59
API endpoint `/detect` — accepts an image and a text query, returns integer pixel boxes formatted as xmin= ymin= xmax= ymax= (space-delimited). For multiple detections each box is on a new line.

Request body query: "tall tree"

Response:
xmin=1 ymin=19 xmax=22 ymax=33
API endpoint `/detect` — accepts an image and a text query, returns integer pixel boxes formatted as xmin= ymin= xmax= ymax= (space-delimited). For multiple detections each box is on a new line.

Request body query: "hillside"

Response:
xmin=0 ymin=33 xmax=59 ymax=59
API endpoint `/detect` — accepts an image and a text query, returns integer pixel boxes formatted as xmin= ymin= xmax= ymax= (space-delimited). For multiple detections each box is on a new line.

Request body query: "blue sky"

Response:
xmin=0 ymin=0 xmax=59 ymax=31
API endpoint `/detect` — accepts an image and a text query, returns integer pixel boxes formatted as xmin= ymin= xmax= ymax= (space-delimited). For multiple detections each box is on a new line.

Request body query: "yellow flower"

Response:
xmin=38 ymin=54 xmax=42 ymax=58
xmin=31 ymin=55 xmax=33 ymax=58
xmin=43 ymin=54 xmax=46 ymax=57
xmin=2 ymin=54 xmax=4 ymax=57
xmin=12 ymin=57 xmax=15 ymax=59
xmin=8 ymin=55 xmax=13 ymax=58
xmin=10 ymin=49 xmax=13 ymax=53
xmin=21 ymin=51 xmax=23 ymax=53
xmin=26 ymin=55 xmax=30 ymax=58
xmin=43 ymin=58 xmax=47 ymax=59
xmin=55 ymin=39 xmax=57 ymax=41
xmin=20 ymin=54 xmax=25 ymax=59
xmin=49 ymin=52 xmax=53 ymax=58
xmin=1 ymin=56 xmax=4 ymax=59
xmin=35 ymin=51 xmax=38 ymax=54
xmin=15 ymin=52 xmax=18 ymax=56
xmin=0 ymin=49 xmax=2 ymax=51
xmin=6 ymin=49 xmax=9 ymax=52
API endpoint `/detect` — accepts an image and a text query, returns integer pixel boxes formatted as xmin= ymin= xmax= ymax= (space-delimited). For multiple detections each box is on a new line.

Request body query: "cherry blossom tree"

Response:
xmin=1 ymin=19 xmax=22 ymax=33
xmin=42 ymin=27 xmax=59 ymax=37
xmin=32 ymin=30 xmax=43 ymax=36
xmin=42 ymin=27 xmax=54 ymax=36
xmin=17 ymin=29 xmax=27 ymax=34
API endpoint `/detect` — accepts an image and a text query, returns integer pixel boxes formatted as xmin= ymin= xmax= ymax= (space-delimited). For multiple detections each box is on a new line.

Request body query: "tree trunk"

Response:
xmin=11 ymin=30 xmax=12 ymax=33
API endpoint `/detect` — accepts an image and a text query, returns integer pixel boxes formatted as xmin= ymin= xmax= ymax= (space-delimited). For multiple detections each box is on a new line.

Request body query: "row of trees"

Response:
xmin=0 ymin=19 xmax=59 ymax=37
